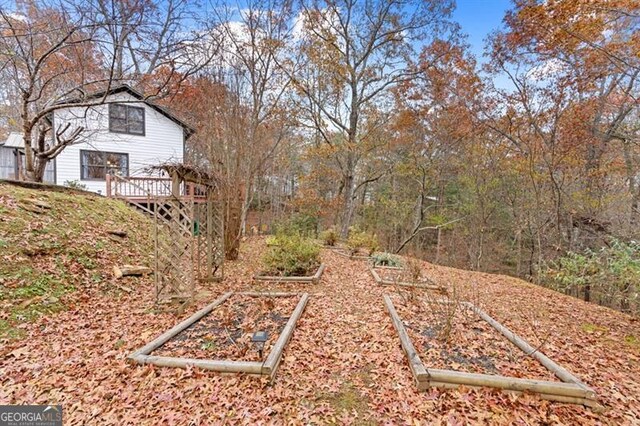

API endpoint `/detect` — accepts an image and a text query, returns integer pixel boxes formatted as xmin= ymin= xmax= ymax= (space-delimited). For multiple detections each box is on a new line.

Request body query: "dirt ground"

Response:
xmin=2 ymin=237 xmax=639 ymax=424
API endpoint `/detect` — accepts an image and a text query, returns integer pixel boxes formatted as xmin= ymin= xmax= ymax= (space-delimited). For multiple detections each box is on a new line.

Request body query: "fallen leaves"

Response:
xmin=1 ymin=186 xmax=639 ymax=423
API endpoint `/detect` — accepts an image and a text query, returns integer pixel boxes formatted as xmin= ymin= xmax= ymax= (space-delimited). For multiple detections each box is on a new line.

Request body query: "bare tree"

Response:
xmin=85 ymin=0 xmax=211 ymax=81
xmin=201 ymin=0 xmax=295 ymax=259
xmin=0 ymin=0 xmax=214 ymax=182
xmin=286 ymin=0 xmax=455 ymax=236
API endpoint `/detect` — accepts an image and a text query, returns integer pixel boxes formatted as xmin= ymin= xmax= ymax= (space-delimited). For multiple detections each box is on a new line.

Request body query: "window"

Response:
xmin=80 ymin=150 xmax=128 ymax=180
xmin=109 ymin=104 xmax=145 ymax=135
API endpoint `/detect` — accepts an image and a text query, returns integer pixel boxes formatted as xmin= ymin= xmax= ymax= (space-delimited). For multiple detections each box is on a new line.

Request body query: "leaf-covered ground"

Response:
xmin=1 ymin=184 xmax=640 ymax=424
xmin=375 ymin=267 xmax=434 ymax=285
xmin=390 ymin=292 xmax=557 ymax=380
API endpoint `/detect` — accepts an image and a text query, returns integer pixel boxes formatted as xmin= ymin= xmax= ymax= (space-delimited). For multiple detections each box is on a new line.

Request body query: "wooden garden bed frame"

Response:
xmin=128 ymin=291 xmax=309 ymax=378
xmin=333 ymin=249 xmax=373 ymax=260
xmin=370 ymin=265 xmax=446 ymax=293
xmin=253 ymin=263 xmax=326 ymax=283
xmin=383 ymin=295 xmax=598 ymax=407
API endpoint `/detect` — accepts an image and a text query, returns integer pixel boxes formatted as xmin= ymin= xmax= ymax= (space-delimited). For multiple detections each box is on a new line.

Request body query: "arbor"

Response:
xmin=288 ymin=0 xmax=456 ymax=236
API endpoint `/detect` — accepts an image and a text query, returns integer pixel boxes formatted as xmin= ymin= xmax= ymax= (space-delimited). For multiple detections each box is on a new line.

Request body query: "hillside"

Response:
xmin=1 ymin=184 xmax=639 ymax=424
xmin=0 ymin=182 xmax=155 ymax=339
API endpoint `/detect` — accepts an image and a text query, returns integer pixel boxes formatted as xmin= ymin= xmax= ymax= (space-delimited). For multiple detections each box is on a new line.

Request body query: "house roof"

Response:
xmin=63 ymin=84 xmax=196 ymax=138
xmin=2 ymin=132 xmax=24 ymax=148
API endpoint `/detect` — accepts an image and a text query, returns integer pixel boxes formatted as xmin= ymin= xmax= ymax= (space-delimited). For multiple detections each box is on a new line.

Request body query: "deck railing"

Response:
xmin=106 ymin=174 xmax=206 ymax=202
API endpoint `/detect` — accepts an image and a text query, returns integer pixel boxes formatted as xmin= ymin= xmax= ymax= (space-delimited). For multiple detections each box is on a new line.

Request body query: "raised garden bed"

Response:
xmin=384 ymin=294 xmax=598 ymax=407
xmin=253 ymin=263 xmax=326 ymax=283
xmin=128 ymin=292 xmax=309 ymax=377
xmin=333 ymin=249 xmax=374 ymax=260
xmin=369 ymin=265 xmax=446 ymax=293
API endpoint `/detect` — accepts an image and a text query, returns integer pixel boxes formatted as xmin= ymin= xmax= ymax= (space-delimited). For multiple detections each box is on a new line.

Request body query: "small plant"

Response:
xmin=64 ymin=180 xmax=88 ymax=190
xmin=406 ymin=258 xmax=422 ymax=282
xmin=319 ymin=228 xmax=339 ymax=246
xmin=265 ymin=235 xmax=279 ymax=246
xmin=423 ymin=284 xmax=461 ymax=344
xmin=201 ymin=339 xmax=217 ymax=351
xmin=346 ymin=227 xmax=379 ymax=256
xmin=262 ymin=234 xmax=321 ymax=276
xmin=371 ymin=252 xmax=403 ymax=267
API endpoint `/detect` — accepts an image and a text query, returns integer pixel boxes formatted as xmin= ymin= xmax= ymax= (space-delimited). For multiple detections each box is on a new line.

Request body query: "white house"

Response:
xmin=0 ymin=85 xmax=193 ymax=195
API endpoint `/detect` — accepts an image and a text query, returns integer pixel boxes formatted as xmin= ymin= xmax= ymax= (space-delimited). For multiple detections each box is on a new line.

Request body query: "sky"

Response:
xmin=452 ymin=0 xmax=515 ymax=89
xmin=452 ymin=0 xmax=512 ymax=62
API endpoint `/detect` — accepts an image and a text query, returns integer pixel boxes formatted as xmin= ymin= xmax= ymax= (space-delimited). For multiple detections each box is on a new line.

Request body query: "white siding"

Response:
xmin=54 ymin=92 xmax=184 ymax=194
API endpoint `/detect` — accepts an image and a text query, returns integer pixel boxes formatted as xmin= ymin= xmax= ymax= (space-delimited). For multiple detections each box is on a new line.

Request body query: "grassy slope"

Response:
xmin=0 ymin=182 xmax=155 ymax=339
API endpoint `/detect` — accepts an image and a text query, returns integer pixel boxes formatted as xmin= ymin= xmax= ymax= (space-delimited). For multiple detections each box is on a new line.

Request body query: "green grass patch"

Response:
xmin=317 ymin=382 xmax=373 ymax=424
xmin=0 ymin=319 xmax=25 ymax=340
xmin=581 ymin=323 xmax=608 ymax=334
xmin=625 ymin=335 xmax=639 ymax=347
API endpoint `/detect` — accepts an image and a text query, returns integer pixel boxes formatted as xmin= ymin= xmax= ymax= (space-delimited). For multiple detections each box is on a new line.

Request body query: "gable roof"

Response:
xmin=63 ymin=84 xmax=195 ymax=138
xmin=2 ymin=132 xmax=24 ymax=148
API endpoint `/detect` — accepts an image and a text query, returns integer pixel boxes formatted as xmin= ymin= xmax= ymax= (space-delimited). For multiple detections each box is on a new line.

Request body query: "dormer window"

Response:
xmin=109 ymin=104 xmax=145 ymax=136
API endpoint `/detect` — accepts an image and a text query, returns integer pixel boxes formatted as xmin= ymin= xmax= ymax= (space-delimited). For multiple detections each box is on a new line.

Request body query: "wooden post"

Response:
xmin=464 ymin=302 xmax=594 ymax=394
xmin=206 ymin=192 xmax=214 ymax=280
xmin=133 ymin=355 xmax=263 ymax=374
xmin=383 ymin=295 xmax=598 ymax=407
xmin=171 ymin=174 xmax=181 ymax=198
xmin=106 ymin=174 xmax=112 ymax=197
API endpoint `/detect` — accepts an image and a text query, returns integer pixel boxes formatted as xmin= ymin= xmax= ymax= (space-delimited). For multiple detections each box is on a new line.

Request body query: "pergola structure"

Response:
xmin=150 ymin=163 xmax=224 ymax=303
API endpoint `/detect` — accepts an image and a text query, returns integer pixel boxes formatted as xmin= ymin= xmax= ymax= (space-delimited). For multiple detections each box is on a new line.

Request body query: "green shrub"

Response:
xmin=273 ymin=213 xmax=319 ymax=237
xmin=371 ymin=252 xmax=403 ymax=267
xmin=346 ymin=227 xmax=379 ymax=256
xmin=320 ymin=228 xmax=339 ymax=246
xmin=541 ymin=239 xmax=640 ymax=313
xmin=262 ymin=234 xmax=321 ymax=276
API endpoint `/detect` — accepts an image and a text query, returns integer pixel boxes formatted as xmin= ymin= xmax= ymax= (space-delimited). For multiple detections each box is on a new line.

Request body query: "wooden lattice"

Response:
xmin=152 ymin=168 xmax=224 ymax=303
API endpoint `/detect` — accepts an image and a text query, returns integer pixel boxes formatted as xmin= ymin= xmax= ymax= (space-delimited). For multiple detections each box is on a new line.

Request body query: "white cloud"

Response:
xmin=527 ymin=58 xmax=566 ymax=81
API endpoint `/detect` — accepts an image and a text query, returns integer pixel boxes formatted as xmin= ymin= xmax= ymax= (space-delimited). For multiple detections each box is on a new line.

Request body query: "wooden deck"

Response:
xmin=106 ymin=174 xmax=208 ymax=203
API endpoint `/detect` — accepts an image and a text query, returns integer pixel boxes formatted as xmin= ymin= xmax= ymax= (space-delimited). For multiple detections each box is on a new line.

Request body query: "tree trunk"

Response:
xmin=224 ymin=188 xmax=244 ymax=260
xmin=340 ymin=154 xmax=356 ymax=238
xmin=240 ymin=181 xmax=253 ymax=237
xmin=622 ymin=139 xmax=639 ymax=227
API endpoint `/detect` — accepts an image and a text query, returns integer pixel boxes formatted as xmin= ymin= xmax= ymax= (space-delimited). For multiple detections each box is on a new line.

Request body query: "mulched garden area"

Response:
xmin=153 ymin=294 xmax=299 ymax=362
xmin=390 ymin=292 xmax=558 ymax=381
